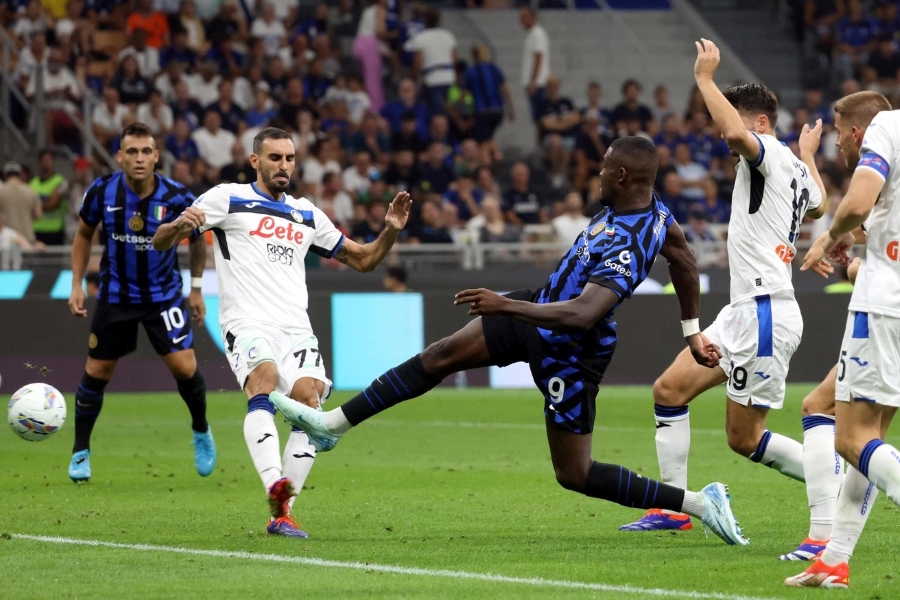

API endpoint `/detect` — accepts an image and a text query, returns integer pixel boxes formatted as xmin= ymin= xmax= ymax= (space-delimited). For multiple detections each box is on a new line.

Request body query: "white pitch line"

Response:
xmin=10 ymin=534 xmax=775 ymax=600
xmin=368 ymin=419 xmax=726 ymax=435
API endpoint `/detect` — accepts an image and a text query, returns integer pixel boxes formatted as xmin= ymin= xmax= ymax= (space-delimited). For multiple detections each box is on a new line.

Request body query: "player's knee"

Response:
xmin=726 ymin=429 xmax=758 ymax=457
xmin=553 ymin=464 xmax=587 ymax=493
xmin=833 ymin=430 xmax=862 ymax=465
xmin=85 ymin=359 xmax=115 ymax=381
xmin=652 ymin=376 xmax=685 ymax=407
xmin=420 ymin=338 xmax=455 ymax=378
xmin=801 ymin=388 xmax=834 ymax=417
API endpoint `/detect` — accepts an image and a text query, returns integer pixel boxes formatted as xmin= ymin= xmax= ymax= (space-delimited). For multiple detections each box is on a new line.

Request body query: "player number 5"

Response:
xmin=548 ymin=377 xmax=566 ymax=404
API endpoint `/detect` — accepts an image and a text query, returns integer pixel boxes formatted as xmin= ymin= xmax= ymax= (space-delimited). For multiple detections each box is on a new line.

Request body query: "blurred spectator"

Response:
xmin=185 ymin=60 xmax=222 ymax=106
xmin=67 ymin=157 xmax=93 ymax=232
xmin=0 ymin=215 xmax=39 ymax=263
xmin=581 ymin=81 xmax=610 ymax=133
xmin=654 ymin=144 xmax=677 ymax=191
xmin=391 ymin=110 xmax=427 ymax=154
xmin=165 ymin=116 xmax=201 ymax=162
xmin=520 ymin=6 xmax=550 ymax=121
xmin=251 ymin=2 xmax=287 ymax=57
xmin=220 ymin=142 xmax=256 ymax=184
xmin=399 ymin=2 xmax=427 ymax=68
xmin=279 ymin=32 xmax=314 ymax=73
xmin=25 ymin=47 xmax=82 ymax=146
xmin=503 ymin=161 xmax=544 ymax=225
xmin=137 ymin=88 xmax=174 ymax=135
xmin=864 ymin=34 xmax=900 ymax=99
xmin=383 ymin=265 xmax=409 ymax=292
xmin=206 ymin=79 xmax=246 ymax=135
xmin=345 ymin=111 xmax=389 ymax=166
xmin=653 ymin=114 xmax=685 ymax=152
xmin=111 ymin=55 xmax=152 ymax=105
xmin=652 ymin=84 xmax=674 ymax=125
xmin=343 ymin=150 xmax=378 ymax=201
xmin=412 ymin=199 xmax=453 ymax=244
xmin=552 ymin=191 xmax=590 ymax=245
xmin=206 ymin=1 xmax=249 ymax=49
xmin=292 ymin=109 xmax=318 ymax=162
xmin=782 ymin=107 xmax=810 ymax=146
xmin=381 ymin=77 xmax=430 ymax=138
xmin=683 ymin=205 xmax=725 ymax=268
xmin=119 ymin=29 xmax=161 ymax=79
xmin=417 ymin=141 xmax=455 ymax=196
xmin=170 ymin=80 xmax=204 ymax=130
xmin=14 ymin=32 xmax=48 ymax=88
xmin=293 ymin=3 xmax=330 ymax=40
xmin=480 ymin=194 xmax=520 ymax=243
xmin=611 ymin=79 xmax=653 ymax=135
xmin=352 ymin=197 xmax=387 ymax=243
xmin=302 ymin=139 xmax=342 ymax=198
xmin=684 ymin=110 xmax=728 ymax=171
xmin=446 ymin=59 xmax=475 ymax=143
xmin=127 ymin=0 xmax=170 ymax=48
xmin=475 ymin=164 xmax=500 ymax=196
xmin=30 ymin=150 xmax=69 ymax=246
xmin=454 ymin=139 xmax=483 ymax=178
xmin=204 ymin=37 xmax=247 ymax=78
xmin=345 ymin=75 xmax=372 ymax=125
xmin=658 ymin=171 xmax=690 ymax=224
xmin=425 ymin=113 xmax=455 ymax=151
xmin=353 ymin=0 xmax=387 ymax=113
xmin=0 ymin=162 xmax=42 ymax=246
xmin=465 ymin=44 xmax=515 ymax=165
xmin=314 ymin=171 xmax=354 ymax=228
xmin=835 ymin=0 xmax=879 ymax=80
xmin=802 ymin=85 xmax=833 ymax=126
xmin=278 ymin=77 xmax=317 ymax=128
xmin=539 ymin=75 xmax=581 ymax=189
xmin=383 ymin=149 xmax=420 ymax=193
xmin=175 ymin=0 xmax=206 ymax=52
xmin=265 ymin=57 xmax=290 ymax=100
xmin=572 ymin=109 xmax=607 ymax=193
xmin=191 ymin=110 xmax=236 ymax=173
xmin=674 ymin=142 xmax=708 ymax=201
xmin=171 ymin=159 xmax=206 ymax=196
xmin=12 ymin=1 xmax=51 ymax=45
xmin=234 ymin=65 xmax=268 ymax=110
xmin=155 ymin=62 xmax=186 ymax=103
xmin=245 ymin=86 xmax=277 ymax=128
xmin=443 ymin=171 xmax=482 ymax=222
xmin=303 ymin=59 xmax=332 ymax=105
xmin=699 ymin=179 xmax=731 ymax=224
xmin=92 ymin=87 xmax=131 ymax=149
xmin=160 ymin=29 xmax=198 ymax=71
xmin=405 ymin=6 xmax=457 ymax=115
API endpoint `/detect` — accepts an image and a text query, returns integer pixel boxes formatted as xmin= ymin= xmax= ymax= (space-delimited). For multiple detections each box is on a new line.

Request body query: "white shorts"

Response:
xmin=224 ymin=321 xmax=332 ymax=401
xmin=835 ymin=311 xmax=900 ymax=407
xmin=705 ymin=294 xmax=802 ymax=409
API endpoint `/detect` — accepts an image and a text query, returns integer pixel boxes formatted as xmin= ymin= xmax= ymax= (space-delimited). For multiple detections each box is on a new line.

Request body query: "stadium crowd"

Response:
xmin=0 ymin=0 xmax=866 ymax=266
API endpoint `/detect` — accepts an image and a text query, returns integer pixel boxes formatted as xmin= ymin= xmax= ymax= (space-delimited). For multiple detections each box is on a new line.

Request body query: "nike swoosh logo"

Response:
xmin=257 ymin=433 xmax=273 ymax=443
xmin=655 ymin=422 xmax=671 ymax=429
xmin=246 ymin=202 xmax=260 ymax=208
xmin=754 ymin=371 xmax=771 ymax=380
xmin=173 ymin=334 xmax=189 ymax=344
xmin=106 ymin=206 xmax=124 ymax=212
xmin=75 ymin=458 xmax=86 ymax=464
xmin=292 ymin=452 xmax=314 ymax=460
xmin=851 ymin=357 xmax=869 ymax=367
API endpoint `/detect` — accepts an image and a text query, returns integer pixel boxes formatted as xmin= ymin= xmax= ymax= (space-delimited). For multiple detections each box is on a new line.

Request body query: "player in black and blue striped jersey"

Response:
xmin=272 ymin=136 xmax=750 ymax=544
xmin=66 ymin=122 xmax=215 ymax=483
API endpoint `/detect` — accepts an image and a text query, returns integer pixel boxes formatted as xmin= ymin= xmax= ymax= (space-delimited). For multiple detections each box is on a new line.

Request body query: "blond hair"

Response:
xmin=834 ymin=91 xmax=891 ymax=128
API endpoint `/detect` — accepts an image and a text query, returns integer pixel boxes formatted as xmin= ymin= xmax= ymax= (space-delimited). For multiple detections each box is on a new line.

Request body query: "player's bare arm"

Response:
xmin=152 ymin=206 xmax=207 ymax=251
xmin=334 ymin=191 xmax=412 ymax=272
xmin=693 ymin=38 xmax=760 ymax=161
xmin=455 ymin=283 xmax=617 ymax=332
xmin=659 ymin=221 xmax=721 ymax=367
xmin=798 ymin=119 xmax=828 ymax=218
xmin=187 ymin=235 xmax=207 ymax=321
xmin=69 ymin=218 xmax=96 ymax=318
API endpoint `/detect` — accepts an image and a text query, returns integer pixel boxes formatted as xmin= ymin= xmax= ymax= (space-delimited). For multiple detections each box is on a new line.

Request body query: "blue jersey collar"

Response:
xmin=251 ymin=182 xmax=286 ymax=203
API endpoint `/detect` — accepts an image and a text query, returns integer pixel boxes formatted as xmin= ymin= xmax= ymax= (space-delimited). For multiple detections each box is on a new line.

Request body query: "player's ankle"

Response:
xmin=323 ymin=408 xmax=352 ymax=434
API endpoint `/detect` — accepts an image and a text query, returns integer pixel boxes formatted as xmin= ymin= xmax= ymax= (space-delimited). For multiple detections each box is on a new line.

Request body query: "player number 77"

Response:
xmin=294 ymin=348 xmax=321 ymax=368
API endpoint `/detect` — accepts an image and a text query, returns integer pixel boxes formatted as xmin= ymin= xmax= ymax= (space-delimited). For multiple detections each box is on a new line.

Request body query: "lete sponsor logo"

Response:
xmin=775 ymin=244 xmax=795 ymax=264
xmin=249 ymin=216 xmax=305 ymax=243
xmin=887 ymin=240 xmax=899 ymax=261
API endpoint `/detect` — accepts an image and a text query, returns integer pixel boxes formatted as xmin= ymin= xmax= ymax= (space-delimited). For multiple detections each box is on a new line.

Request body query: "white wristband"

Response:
xmin=681 ymin=318 xmax=700 ymax=338
xmin=191 ymin=277 xmax=203 ymax=289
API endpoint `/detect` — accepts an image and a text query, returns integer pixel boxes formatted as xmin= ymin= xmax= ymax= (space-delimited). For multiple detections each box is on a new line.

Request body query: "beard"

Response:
xmin=264 ymin=171 xmax=290 ymax=193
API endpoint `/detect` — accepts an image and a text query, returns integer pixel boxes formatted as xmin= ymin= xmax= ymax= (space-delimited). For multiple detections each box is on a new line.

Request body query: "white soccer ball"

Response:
xmin=7 ymin=383 xmax=67 ymax=441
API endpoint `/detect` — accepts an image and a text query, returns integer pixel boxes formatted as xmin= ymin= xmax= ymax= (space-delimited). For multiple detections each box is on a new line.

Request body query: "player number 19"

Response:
xmin=548 ymin=377 xmax=566 ymax=404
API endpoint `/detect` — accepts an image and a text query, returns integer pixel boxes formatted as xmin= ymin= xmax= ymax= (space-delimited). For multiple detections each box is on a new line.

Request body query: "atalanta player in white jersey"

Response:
xmin=269 ymin=137 xmax=751 ymax=546
xmin=787 ymin=99 xmax=900 ymax=588
xmin=620 ymin=39 xmax=831 ymax=537
xmin=154 ymin=127 xmax=412 ymax=537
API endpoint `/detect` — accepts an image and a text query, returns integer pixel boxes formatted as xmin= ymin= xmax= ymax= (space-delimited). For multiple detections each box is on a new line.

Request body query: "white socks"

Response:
xmin=282 ymin=429 xmax=317 ymax=510
xmin=802 ymin=415 xmax=843 ymax=540
xmin=751 ymin=430 xmax=805 ymax=482
xmin=821 ymin=465 xmax=878 ymax=565
xmin=654 ymin=405 xmax=690 ymax=489
xmin=323 ymin=407 xmax=353 ymax=434
xmin=860 ymin=440 xmax=900 ymax=505
xmin=680 ymin=490 xmax=706 ymax=519
xmin=244 ymin=408 xmax=283 ymax=490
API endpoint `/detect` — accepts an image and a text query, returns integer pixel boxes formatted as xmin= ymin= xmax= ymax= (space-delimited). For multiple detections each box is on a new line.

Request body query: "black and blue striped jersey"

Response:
xmin=80 ymin=172 xmax=195 ymax=304
xmin=536 ymin=197 xmax=674 ymax=357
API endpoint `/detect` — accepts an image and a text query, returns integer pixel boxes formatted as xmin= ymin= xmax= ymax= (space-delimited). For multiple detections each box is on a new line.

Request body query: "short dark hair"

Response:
xmin=608 ymin=136 xmax=659 ymax=185
xmin=621 ymin=78 xmax=641 ymax=95
xmin=723 ymin=83 xmax=778 ymax=128
xmin=37 ymin=148 xmax=53 ymax=160
xmin=386 ymin=265 xmax=407 ymax=283
xmin=424 ymin=7 xmax=440 ymax=28
xmin=121 ymin=122 xmax=155 ymax=139
xmin=321 ymin=171 xmax=337 ymax=186
xmin=253 ymin=127 xmax=292 ymax=154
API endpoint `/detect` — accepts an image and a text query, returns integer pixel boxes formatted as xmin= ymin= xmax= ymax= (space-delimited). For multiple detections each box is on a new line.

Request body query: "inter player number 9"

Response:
xmin=548 ymin=377 xmax=566 ymax=404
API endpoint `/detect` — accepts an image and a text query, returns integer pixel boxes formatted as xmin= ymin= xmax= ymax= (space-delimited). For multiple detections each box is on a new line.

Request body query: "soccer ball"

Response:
xmin=7 ymin=383 xmax=67 ymax=441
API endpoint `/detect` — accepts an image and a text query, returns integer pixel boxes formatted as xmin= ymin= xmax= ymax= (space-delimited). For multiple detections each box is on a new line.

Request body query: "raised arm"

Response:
xmin=798 ymin=118 xmax=827 ymax=218
xmin=693 ymin=39 xmax=761 ymax=163
xmin=333 ymin=191 xmax=411 ymax=272
xmin=455 ymin=282 xmax=618 ymax=332
xmin=659 ymin=220 xmax=721 ymax=368
xmin=153 ymin=206 xmax=206 ymax=251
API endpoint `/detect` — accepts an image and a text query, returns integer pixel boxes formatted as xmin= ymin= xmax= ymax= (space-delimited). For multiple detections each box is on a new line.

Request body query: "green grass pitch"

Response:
xmin=2 ymin=385 xmax=899 ymax=599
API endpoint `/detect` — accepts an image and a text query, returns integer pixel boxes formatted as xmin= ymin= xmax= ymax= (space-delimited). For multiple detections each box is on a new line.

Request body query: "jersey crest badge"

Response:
xmin=591 ymin=222 xmax=605 ymax=236
xmin=129 ymin=214 xmax=145 ymax=231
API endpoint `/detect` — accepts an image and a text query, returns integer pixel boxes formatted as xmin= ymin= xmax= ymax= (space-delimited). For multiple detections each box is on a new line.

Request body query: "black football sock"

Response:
xmin=73 ymin=372 xmax=108 ymax=453
xmin=339 ymin=354 xmax=442 ymax=425
xmin=176 ymin=370 xmax=208 ymax=433
xmin=584 ymin=461 xmax=685 ymax=511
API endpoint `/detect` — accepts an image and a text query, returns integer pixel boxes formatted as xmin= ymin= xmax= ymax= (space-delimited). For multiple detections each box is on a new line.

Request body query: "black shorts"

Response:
xmin=473 ymin=112 xmax=503 ymax=142
xmin=88 ymin=296 xmax=194 ymax=360
xmin=481 ymin=289 xmax=612 ymax=434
